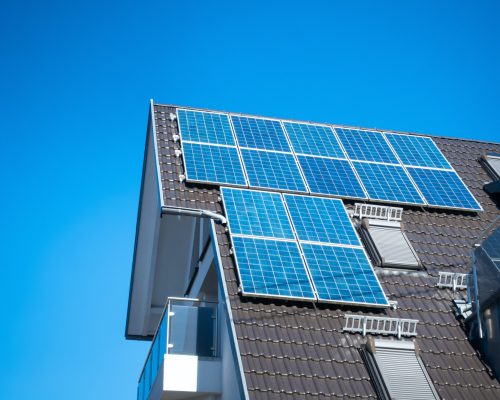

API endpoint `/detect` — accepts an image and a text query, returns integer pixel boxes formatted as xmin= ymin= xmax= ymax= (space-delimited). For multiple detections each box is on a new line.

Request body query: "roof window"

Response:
xmin=354 ymin=204 xmax=422 ymax=270
xmin=481 ymin=153 xmax=500 ymax=181
xmin=361 ymin=339 xmax=439 ymax=400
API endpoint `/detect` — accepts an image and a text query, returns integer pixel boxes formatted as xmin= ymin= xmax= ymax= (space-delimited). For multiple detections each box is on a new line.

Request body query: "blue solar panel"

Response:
xmin=232 ymin=236 xmax=316 ymax=300
xmin=353 ymin=162 xmax=425 ymax=204
xmin=182 ymin=142 xmax=246 ymax=186
xmin=221 ymin=188 xmax=294 ymax=239
xmin=177 ymin=109 xmax=235 ymax=146
xmin=407 ymin=167 xmax=482 ymax=210
xmin=283 ymin=122 xmax=345 ymax=158
xmin=241 ymin=149 xmax=307 ymax=192
xmin=284 ymin=194 xmax=361 ymax=246
xmin=302 ymin=244 xmax=388 ymax=306
xmin=298 ymin=155 xmax=366 ymax=198
xmin=386 ymin=133 xmax=452 ymax=169
xmin=231 ymin=116 xmax=291 ymax=152
xmin=335 ymin=128 xmax=399 ymax=164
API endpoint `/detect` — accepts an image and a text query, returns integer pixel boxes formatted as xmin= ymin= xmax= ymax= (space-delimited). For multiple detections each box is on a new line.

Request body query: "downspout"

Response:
xmin=161 ymin=206 xmax=227 ymax=225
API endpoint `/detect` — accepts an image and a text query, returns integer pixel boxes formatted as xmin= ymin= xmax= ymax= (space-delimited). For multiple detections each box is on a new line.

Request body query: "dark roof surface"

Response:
xmin=153 ymin=103 xmax=500 ymax=399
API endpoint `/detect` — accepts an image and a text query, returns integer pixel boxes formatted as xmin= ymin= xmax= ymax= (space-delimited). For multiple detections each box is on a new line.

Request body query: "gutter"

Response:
xmin=161 ymin=205 xmax=227 ymax=224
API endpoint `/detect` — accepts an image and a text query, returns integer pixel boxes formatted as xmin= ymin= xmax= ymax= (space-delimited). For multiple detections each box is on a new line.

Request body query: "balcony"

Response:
xmin=137 ymin=297 xmax=221 ymax=400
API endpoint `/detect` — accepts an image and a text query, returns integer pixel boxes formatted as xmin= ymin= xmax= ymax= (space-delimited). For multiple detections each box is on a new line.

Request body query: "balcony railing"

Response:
xmin=137 ymin=297 xmax=218 ymax=400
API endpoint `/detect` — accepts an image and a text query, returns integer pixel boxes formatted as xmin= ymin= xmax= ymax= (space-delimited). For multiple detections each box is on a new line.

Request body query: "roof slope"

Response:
xmin=153 ymin=103 xmax=500 ymax=399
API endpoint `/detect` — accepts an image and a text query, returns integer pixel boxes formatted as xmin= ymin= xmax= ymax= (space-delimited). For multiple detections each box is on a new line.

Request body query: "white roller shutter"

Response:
xmin=368 ymin=340 xmax=439 ymax=400
xmin=368 ymin=224 xmax=420 ymax=269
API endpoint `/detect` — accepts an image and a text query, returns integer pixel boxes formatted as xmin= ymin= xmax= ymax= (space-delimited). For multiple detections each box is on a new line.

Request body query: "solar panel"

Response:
xmin=283 ymin=194 xmax=361 ymax=246
xmin=298 ymin=155 xmax=366 ymax=198
xmin=283 ymin=122 xmax=345 ymax=158
xmin=353 ymin=162 xmax=425 ymax=205
xmin=231 ymin=236 xmax=316 ymax=300
xmin=301 ymin=244 xmax=388 ymax=306
xmin=241 ymin=149 xmax=307 ymax=192
xmin=221 ymin=187 xmax=294 ymax=239
xmin=386 ymin=133 xmax=452 ymax=170
xmin=182 ymin=142 xmax=246 ymax=186
xmin=407 ymin=167 xmax=482 ymax=211
xmin=177 ymin=109 xmax=235 ymax=146
xmin=231 ymin=116 xmax=291 ymax=152
xmin=335 ymin=128 xmax=399 ymax=164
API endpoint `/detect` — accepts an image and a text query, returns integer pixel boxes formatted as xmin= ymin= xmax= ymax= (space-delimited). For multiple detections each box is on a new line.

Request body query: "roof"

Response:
xmin=153 ymin=102 xmax=500 ymax=399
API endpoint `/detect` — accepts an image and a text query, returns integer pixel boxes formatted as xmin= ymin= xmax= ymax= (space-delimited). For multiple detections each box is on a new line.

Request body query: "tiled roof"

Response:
xmin=153 ymin=103 xmax=500 ymax=399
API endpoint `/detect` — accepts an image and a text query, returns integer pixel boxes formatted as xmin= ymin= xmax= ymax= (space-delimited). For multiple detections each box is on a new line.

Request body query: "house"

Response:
xmin=126 ymin=100 xmax=500 ymax=400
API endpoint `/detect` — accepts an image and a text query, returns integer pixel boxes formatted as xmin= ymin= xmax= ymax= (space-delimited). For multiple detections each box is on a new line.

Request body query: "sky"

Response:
xmin=0 ymin=1 xmax=499 ymax=399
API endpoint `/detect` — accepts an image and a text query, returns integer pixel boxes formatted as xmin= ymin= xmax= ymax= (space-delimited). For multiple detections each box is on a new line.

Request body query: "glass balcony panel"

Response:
xmin=159 ymin=311 xmax=168 ymax=358
xmin=169 ymin=304 xmax=216 ymax=357
xmin=145 ymin=355 xmax=152 ymax=392
xmin=150 ymin=331 xmax=160 ymax=385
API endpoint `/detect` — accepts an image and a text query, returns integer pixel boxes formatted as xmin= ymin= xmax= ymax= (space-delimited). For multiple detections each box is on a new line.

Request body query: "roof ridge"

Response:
xmin=152 ymin=101 xmax=500 ymax=146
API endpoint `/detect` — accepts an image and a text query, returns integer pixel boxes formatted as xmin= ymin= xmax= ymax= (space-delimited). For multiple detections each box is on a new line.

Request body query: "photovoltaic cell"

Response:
xmin=302 ymin=244 xmax=388 ymax=306
xmin=231 ymin=116 xmax=291 ymax=152
xmin=284 ymin=194 xmax=361 ymax=246
xmin=232 ymin=236 xmax=316 ymax=300
xmin=182 ymin=142 xmax=246 ymax=186
xmin=353 ymin=162 xmax=425 ymax=204
xmin=335 ymin=128 xmax=399 ymax=164
xmin=407 ymin=167 xmax=482 ymax=210
xmin=298 ymin=156 xmax=366 ymax=198
xmin=177 ymin=109 xmax=235 ymax=146
xmin=221 ymin=188 xmax=294 ymax=239
xmin=241 ymin=149 xmax=307 ymax=192
xmin=386 ymin=133 xmax=452 ymax=170
xmin=283 ymin=122 xmax=345 ymax=158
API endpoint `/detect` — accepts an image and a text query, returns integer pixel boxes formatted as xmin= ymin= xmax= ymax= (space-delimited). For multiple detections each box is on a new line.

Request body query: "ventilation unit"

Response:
xmin=361 ymin=339 xmax=439 ymax=400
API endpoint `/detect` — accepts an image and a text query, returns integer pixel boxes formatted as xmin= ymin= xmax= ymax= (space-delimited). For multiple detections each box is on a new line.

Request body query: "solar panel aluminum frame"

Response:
xmin=296 ymin=154 xmax=369 ymax=201
xmin=332 ymin=126 xmax=400 ymax=164
xmin=221 ymin=187 xmax=295 ymax=241
xmin=299 ymin=242 xmax=390 ymax=308
xmin=406 ymin=166 xmax=484 ymax=212
xmin=284 ymin=121 xmax=371 ymax=200
xmin=384 ymin=132 xmax=454 ymax=171
xmin=382 ymin=132 xmax=483 ymax=212
xmin=180 ymin=141 xmax=249 ymax=188
xmin=278 ymin=120 xmax=313 ymax=193
xmin=175 ymin=106 xmax=482 ymax=212
xmin=281 ymin=194 xmax=389 ymax=308
xmin=176 ymin=108 xmax=250 ymax=188
xmin=351 ymin=160 xmax=427 ymax=207
xmin=221 ymin=188 xmax=318 ymax=302
xmin=237 ymin=147 xmax=309 ymax=194
xmin=282 ymin=193 xmax=365 ymax=247
xmin=282 ymin=121 xmax=345 ymax=159
xmin=230 ymin=114 xmax=292 ymax=153
xmin=229 ymin=235 xmax=318 ymax=302
xmin=176 ymin=108 xmax=237 ymax=146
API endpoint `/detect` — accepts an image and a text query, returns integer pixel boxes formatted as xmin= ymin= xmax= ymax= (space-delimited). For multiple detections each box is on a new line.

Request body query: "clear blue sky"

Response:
xmin=1 ymin=1 xmax=498 ymax=399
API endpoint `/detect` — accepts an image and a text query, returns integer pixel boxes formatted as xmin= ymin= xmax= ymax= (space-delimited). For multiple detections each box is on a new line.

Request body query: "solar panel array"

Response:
xmin=177 ymin=108 xmax=482 ymax=211
xmin=222 ymin=187 xmax=389 ymax=307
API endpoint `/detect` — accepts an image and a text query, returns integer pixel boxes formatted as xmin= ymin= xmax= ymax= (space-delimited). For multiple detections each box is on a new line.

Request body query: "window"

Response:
xmin=358 ymin=218 xmax=422 ymax=269
xmin=480 ymin=153 xmax=500 ymax=181
xmin=361 ymin=339 xmax=439 ymax=400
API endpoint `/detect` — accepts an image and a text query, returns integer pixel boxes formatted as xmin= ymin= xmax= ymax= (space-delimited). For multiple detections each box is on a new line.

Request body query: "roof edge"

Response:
xmin=153 ymin=102 xmax=499 ymax=146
